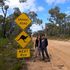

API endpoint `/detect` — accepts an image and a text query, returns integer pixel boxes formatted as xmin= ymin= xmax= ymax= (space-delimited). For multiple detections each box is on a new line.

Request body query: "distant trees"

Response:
xmin=48 ymin=6 xmax=66 ymax=25
xmin=45 ymin=6 xmax=70 ymax=39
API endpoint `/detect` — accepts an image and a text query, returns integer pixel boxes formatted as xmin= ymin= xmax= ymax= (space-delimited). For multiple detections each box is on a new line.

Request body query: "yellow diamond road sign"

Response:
xmin=15 ymin=31 xmax=31 ymax=48
xmin=17 ymin=49 xmax=30 ymax=58
xmin=15 ymin=13 xmax=32 ymax=30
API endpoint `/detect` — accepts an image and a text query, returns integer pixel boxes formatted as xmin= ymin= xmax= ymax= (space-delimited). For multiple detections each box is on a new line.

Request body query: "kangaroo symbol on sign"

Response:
xmin=18 ymin=35 xmax=28 ymax=42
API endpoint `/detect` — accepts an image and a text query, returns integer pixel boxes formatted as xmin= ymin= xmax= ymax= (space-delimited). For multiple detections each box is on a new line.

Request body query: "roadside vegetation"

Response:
xmin=0 ymin=0 xmax=70 ymax=70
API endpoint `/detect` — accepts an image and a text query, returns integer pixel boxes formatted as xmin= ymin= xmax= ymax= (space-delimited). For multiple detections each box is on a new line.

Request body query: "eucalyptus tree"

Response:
xmin=28 ymin=11 xmax=43 ymax=35
xmin=13 ymin=7 xmax=21 ymax=19
xmin=0 ymin=0 xmax=9 ymax=37
xmin=48 ymin=6 xmax=67 ymax=37
xmin=0 ymin=15 xmax=3 ymax=23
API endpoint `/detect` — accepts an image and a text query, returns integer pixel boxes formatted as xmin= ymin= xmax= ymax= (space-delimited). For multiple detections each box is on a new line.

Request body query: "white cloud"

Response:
xmin=5 ymin=0 xmax=36 ymax=12
xmin=38 ymin=6 xmax=44 ymax=12
xmin=46 ymin=0 xmax=55 ymax=5
xmin=29 ymin=5 xmax=38 ymax=12
xmin=29 ymin=6 xmax=44 ymax=12
xmin=46 ymin=0 xmax=69 ymax=5
xmin=0 ymin=12 xmax=4 ymax=16
xmin=5 ymin=0 xmax=45 ymax=13
xmin=30 ymin=24 xmax=42 ymax=32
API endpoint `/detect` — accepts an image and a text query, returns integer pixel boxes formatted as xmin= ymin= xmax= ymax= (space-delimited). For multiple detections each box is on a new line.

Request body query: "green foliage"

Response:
xmin=0 ymin=15 xmax=3 ymax=23
xmin=45 ymin=23 xmax=70 ymax=39
xmin=48 ymin=6 xmax=66 ymax=25
xmin=28 ymin=11 xmax=42 ymax=25
xmin=47 ymin=6 xmax=70 ymax=39
xmin=0 ymin=38 xmax=28 ymax=70
xmin=0 ymin=38 xmax=8 ymax=47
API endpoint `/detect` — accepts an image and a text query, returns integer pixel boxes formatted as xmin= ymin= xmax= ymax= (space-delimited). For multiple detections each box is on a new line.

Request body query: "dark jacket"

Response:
xmin=35 ymin=39 xmax=39 ymax=47
xmin=44 ymin=38 xmax=48 ymax=47
xmin=39 ymin=38 xmax=42 ymax=48
xmin=40 ymin=38 xmax=48 ymax=49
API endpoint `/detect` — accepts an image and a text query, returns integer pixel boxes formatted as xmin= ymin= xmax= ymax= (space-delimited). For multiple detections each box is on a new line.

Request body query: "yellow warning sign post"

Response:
xmin=15 ymin=31 xmax=31 ymax=48
xmin=15 ymin=13 xmax=32 ymax=58
xmin=15 ymin=13 xmax=32 ymax=30
xmin=17 ymin=49 xmax=30 ymax=58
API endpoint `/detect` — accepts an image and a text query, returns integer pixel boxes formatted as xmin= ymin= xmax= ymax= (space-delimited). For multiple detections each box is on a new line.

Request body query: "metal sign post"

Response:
xmin=15 ymin=13 xmax=32 ymax=58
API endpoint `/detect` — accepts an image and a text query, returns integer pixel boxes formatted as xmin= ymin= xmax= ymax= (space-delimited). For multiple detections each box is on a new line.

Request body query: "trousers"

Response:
xmin=41 ymin=47 xmax=50 ymax=59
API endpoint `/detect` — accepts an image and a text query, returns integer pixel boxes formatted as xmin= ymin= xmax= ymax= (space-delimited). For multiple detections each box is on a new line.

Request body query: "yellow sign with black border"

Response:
xmin=15 ymin=31 xmax=31 ymax=48
xmin=15 ymin=13 xmax=32 ymax=58
xmin=17 ymin=49 xmax=30 ymax=58
xmin=15 ymin=13 xmax=32 ymax=30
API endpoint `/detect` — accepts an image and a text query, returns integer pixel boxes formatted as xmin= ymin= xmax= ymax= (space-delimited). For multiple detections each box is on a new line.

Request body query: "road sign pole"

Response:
xmin=15 ymin=13 xmax=32 ymax=58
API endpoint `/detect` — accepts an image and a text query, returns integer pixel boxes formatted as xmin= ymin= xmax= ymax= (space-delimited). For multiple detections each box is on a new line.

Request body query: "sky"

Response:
xmin=0 ymin=0 xmax=70 ymax=32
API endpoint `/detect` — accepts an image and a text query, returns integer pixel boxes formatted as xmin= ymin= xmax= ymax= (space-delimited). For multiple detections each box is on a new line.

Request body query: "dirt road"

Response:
xmin=26 ymin=39 xmax=70 ymax=70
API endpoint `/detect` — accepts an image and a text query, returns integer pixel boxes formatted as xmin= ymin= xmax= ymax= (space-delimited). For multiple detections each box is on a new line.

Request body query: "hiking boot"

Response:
xmin=42 ymin=58 xmax=45 ymax=61
xmin=47 ymin=59 xmax=50 ymax=62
